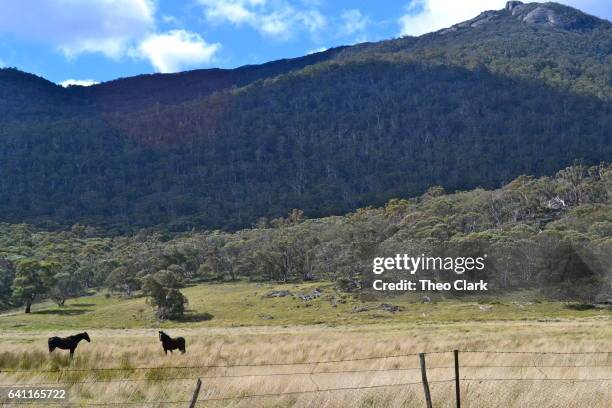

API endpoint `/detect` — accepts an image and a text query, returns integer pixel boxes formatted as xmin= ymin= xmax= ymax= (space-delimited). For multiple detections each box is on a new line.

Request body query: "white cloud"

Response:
xmin=340 ymin=9 xmax=369 ymax=36
xmin=398 ymin=0 xmax=612 ymax=37
xmin=307 ymin=46 xmax=328 ymax=54
xmin=0 ymin=59 xmax=5 ymax=68
xmin=0 ymin=0 xmax=155 ymax=59
xmin=197 ymin=0 xmax=326 ymax=40
xmin=59 ymin=79 xmax=99 ymax=87
xmin=133 ymin=30 xmax=221 ymax=73
xmin=399 ymin=0 xmax=507 ymax=36
xmin=162 ymin=15 xmax=180 ymax=24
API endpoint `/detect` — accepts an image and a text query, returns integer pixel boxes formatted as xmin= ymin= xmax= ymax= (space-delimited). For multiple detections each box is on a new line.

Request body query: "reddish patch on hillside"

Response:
xmin=101 ymin=92 xmax=232 ymax=146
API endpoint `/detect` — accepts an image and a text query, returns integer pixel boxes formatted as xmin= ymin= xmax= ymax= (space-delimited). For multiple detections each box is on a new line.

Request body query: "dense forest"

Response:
xmin=0 ymin=163 xmax=610 ymax=315
xmin=0 ymin=1 xmax=611 ymax=231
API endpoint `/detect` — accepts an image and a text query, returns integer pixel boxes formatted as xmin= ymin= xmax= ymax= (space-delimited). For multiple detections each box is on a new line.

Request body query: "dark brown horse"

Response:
xmin=159 ymin=331 xmax=186 ymax=354
xmin=48 ymin=332 xmax=90 ymax=358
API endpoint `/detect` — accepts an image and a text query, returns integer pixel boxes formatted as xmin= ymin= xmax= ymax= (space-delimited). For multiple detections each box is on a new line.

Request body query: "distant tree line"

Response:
xmin=0 ymin=164 xmax=609 ymax=316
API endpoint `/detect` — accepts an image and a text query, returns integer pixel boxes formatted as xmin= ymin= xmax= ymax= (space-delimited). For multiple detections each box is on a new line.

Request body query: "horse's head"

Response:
xmin=82 ymin=332 xmax=91 ymax=342
xmin=159 ymin=331 xmax=164 ymax=341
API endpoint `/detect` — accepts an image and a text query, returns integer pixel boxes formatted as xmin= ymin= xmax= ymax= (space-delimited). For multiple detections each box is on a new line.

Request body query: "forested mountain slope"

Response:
xmin=0 ymin=1 xmax=610 ymax=232
xmin=1 ymin=163 xmax=610 ymax=312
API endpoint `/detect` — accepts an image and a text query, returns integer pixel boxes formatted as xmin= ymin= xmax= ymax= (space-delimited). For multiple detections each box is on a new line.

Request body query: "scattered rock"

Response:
xmin=421 ymin=295 xmax=432 ymax=304
xmin=264 ymin=290 xmax=292 ymax=298
xmin=258 ymin=314 xmax=274 ymax=320
xmin=352 ymin=303 xmax=401 ymax=313
xmin=379 ymin=303 xmax=400 ymax=313
xmin=470 ymin=11 xmax=498 ymax=28
xmin=295 ymin=289 xmax=323 ymax=301
xmin=439 ymin=27 xmax=458 ymax=35
xmin=479 ymin=305 xmax=493 ymax=311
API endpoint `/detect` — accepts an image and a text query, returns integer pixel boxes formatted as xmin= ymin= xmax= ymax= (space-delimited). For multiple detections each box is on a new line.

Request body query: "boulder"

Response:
xmin=505 ymin=1 xmax=523 ymax=13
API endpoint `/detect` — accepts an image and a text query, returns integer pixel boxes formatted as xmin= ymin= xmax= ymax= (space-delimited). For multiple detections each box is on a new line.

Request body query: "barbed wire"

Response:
xmin=196 ymin=380 xmax=456 ymax=402
xmin=3 ymin=349 xmax=609 ymax=374
xmin=0 ymin=400 xmax=189 ymax=406
xmin=7 ymin=377 xmax=609 ymax=406
xmin=461 ymin=378 xmax=612 ymax=382
xmin=2 ymin=349 xmax=611 ymax=406
xmin=0 ymin=351 xmax=449 ymax=373
xmin=462 ymin=350 xmax=612 ymax=355
xmin=3 ymin=363 xmax=612 ymax=387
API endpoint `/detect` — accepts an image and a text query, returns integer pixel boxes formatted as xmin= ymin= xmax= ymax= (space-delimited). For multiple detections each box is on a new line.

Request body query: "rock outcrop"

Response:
xmin=443 ymin=1 xmax=609 ymax=34
xmin=505 ymin=1 xmax=524 ymax=13
xmin=512 ymin=2 xmax=608 ymax=31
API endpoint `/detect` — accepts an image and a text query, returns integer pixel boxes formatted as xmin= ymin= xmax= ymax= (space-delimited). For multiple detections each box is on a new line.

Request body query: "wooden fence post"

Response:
xmin=419 ymin=353 xmax=433 ymax=408
xmin=454 ymin=350 xmax=461 ymax=408
xmin=188 ymin=378 xmax=202 ymax=408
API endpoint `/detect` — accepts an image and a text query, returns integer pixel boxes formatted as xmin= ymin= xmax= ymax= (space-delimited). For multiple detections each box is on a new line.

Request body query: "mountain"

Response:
xmin=0 ymin=1 xmax=611 ymax=232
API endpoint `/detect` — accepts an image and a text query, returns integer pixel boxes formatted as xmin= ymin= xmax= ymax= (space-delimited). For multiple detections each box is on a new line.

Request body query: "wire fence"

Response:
xmin=1 ymin=349 xmax=611 ymax=407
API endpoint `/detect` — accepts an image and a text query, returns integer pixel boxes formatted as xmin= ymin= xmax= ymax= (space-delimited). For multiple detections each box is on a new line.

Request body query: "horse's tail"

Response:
xmin=179 ymin=337 xmax=186 ymax=353
xmin=48 ymin=338 xmax=56 ymax=352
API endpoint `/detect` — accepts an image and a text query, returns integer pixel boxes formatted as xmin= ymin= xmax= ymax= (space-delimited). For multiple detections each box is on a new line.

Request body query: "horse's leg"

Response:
xmin=70 ymin=348 xmax=75 ymax=359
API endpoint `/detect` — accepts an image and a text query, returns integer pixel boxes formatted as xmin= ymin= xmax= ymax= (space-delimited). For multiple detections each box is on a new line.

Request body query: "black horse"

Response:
xmin=159 ymin=331 xmax=186 ymax=354
xmin=48 ymin=332 xmax=91 ymax=358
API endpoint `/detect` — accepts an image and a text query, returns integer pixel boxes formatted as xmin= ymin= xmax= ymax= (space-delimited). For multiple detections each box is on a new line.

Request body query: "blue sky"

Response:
xmin=0 ymin=0 xmax=610 ymax=85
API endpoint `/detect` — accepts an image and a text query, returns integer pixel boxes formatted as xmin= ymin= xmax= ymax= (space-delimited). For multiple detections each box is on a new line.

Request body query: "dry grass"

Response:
xmin=0 ymin=319 xmax=610 ymax=407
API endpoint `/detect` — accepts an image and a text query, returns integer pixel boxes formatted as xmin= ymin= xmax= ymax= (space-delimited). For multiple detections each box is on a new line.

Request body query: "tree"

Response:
xmin=50 ymin=269 xmax=83 ymax=307
xmin=11 ymin=260 xmax=58 ymax=313
xmin=105 ymin=266 xmax=140 ymax=297
xmin=153 ymin=269 xmax=182 ymax=288
xmin=142 ymin=275 xmax=189 ymax=320
xmin=0 ymin=260 xmax=16 ymax=309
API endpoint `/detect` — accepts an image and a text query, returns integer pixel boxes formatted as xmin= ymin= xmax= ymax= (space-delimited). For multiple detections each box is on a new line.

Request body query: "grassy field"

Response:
xmin=0 ymin=283 xmax=610 ymax=407
xmin=0 ymin=282 xmax=609 ymax=331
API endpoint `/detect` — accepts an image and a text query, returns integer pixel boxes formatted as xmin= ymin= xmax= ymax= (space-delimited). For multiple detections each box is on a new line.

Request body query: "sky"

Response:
xmin=0 ymin=0 xmax=610 ymax=85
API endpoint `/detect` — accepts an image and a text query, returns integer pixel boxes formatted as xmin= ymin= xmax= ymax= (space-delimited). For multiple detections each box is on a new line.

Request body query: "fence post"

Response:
xmin=188 ymin=378 xmax=202 ymax=408
xmin=419 ymin=353 xmax=433 ymax=408
xmin=454 ymin=350 xmax=461 ymax=408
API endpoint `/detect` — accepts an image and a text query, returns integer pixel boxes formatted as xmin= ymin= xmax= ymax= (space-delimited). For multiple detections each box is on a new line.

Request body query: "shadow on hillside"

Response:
xmin=70 ymin=303 xmax=95 ymax=307
xmin=33 ymin=309 xmax=88 ymax=316
xmin=174 ymin=312 xmax=214 ymax=322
